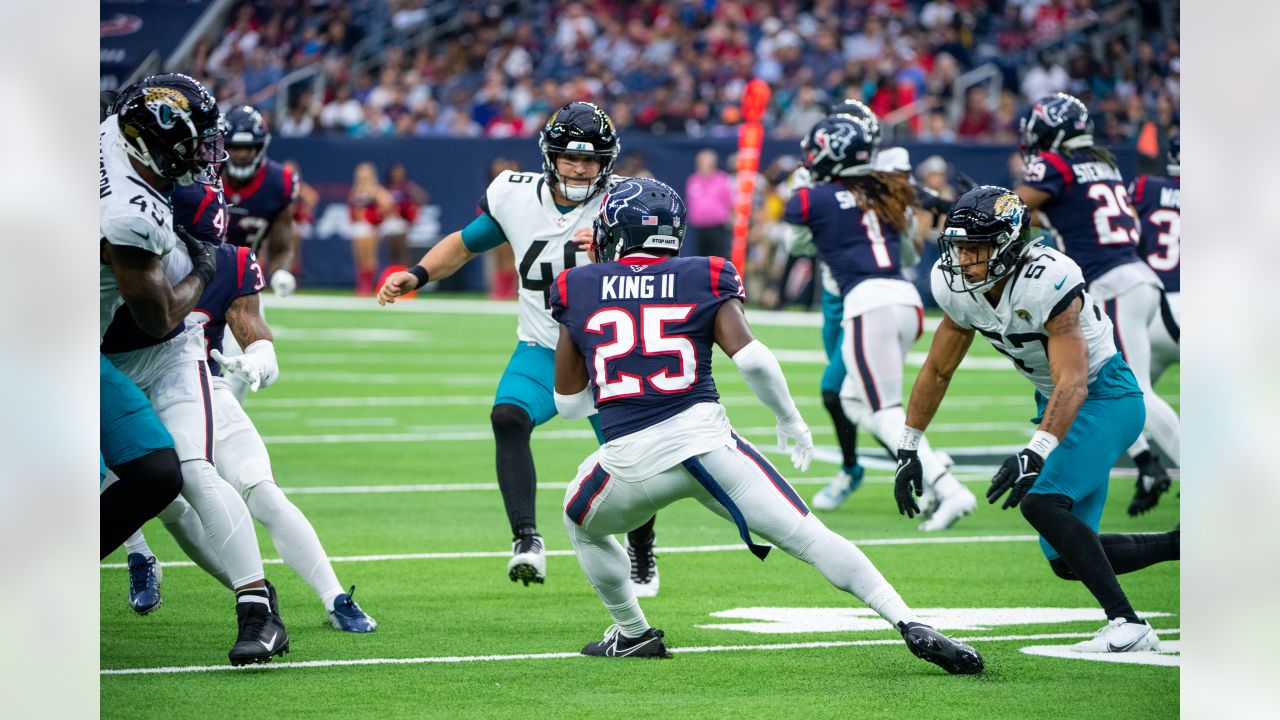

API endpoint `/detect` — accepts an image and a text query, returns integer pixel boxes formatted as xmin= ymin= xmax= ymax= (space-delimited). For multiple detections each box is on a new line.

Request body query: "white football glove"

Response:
xmin=270 ymin=268 xmax=297 ymax=297
xmin=776 ymin=413 xmax=814 ymax=472
xmin=211 ymin=349 xmax=265 ymax=392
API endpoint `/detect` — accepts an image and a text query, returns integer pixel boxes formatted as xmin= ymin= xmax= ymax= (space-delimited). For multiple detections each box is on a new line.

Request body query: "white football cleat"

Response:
xmin=1070 ymin=617 xmax=1160 ymax=653
xmin=810 ymin=466 xmax=865 ymax=511
xmin=507 ymin=531 xmax=546 ymax=586
xmin=918 ymin=483 xmax=976 ymax=531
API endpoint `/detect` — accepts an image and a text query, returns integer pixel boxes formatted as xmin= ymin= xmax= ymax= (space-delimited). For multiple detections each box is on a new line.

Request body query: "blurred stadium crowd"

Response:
xmin=188 ymin=0 xmax=1178 ymax=143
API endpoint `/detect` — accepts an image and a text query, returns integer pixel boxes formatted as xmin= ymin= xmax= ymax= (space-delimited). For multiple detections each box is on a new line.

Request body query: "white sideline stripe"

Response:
xmin=244 ymin=394 xmax=1030 ymax=410
xmin=263 ymin=294 xmax=944 ymax=332
xmin=258 ymin=422 xmax=1030 ymax=445
xmin=100 ymin=535 xmax=1039 ymax=569
xmin=101 ymin=628 xmax=1179 ymax=676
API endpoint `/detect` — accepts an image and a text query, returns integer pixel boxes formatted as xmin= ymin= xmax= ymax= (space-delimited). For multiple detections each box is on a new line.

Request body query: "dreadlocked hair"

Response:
xmin=840 ymin=172 xmax=920 ymax=232
xmin=1072 ymin=145 xmax=1118 ymax=169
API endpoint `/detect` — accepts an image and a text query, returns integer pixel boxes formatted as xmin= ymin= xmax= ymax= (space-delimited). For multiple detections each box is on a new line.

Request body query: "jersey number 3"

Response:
xmin=586 ymin=305 xmax=696 ymax=400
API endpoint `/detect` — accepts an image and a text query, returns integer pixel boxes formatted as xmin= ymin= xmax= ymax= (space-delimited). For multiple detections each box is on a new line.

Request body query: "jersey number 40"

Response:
xmin=520 ymin=239 xmax=579 ymax=308
xmin=587 ymin=305 xmax=697 ymax=400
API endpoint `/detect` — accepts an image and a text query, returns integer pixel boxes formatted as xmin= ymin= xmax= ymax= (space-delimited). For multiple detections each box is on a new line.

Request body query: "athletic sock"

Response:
xmin=491 ymin=403 xmax=537 ymax=536
xmin=822 ymin=390 xmax=860 ymax=469
xmin=124 ymin=530 xmax=155 ymax=559
xmin=1021 ymin=493 xmax=1140 ymax=622
xmin=236 ymin=587 xmax=271 ymax=607
xmin=245 ymin=482 xmax=345 ymax=611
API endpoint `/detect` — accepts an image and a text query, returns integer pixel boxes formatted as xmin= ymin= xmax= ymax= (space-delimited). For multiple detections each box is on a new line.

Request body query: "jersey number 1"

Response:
xmin=586 ymin=305 xmax=696 ymax=400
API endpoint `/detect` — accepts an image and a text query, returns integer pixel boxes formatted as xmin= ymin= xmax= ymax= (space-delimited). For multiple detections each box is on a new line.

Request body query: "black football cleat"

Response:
xmin=581 ymin=625 xmax=672 ymax=658
xmin=1128 ymin=452 xmax=1172 ymax=516
xmin=897 ymin=621 xmax=984 ymax=675
xmin=228 ymin=599 xmax=289 ymax=666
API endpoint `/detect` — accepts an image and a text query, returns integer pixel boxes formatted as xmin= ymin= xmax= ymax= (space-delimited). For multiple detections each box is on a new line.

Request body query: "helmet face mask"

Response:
xmin=938 ymin=186 xmax=1033 ymax=294
xmin=592 ymin=178 xmax=686 ymax=263
xmin=223 ymin=105 xmax=271 ymax=181
xmin=539 ymin=101 xmax=619 ymax=203
xmin=114 ymin=73 xmax=226 ymax=185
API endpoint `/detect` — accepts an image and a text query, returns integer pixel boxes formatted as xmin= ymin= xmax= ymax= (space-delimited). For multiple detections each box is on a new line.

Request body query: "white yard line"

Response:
xmin=101 ymin=628 xmax=1179 ymax=676
xmin=100 ymin=534 xmax=1041 ymax=570
xmin=243 ymin=394 xmax=1029 ymax=409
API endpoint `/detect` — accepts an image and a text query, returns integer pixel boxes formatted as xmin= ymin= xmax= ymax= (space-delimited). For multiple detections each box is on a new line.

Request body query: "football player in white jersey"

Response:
xmin=894 ymin=186 xmax=1179 ymax=653
xmin=379 ymin=102 xmax=660 ymax=593
xmin=100 ymin=75 xmax=288 ymax=666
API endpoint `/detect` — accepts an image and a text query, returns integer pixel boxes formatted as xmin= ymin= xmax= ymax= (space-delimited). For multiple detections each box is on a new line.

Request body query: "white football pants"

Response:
xmin=1149 ymin=291 xmax=1180 ymax=384
xmin=563 ymin=435 xmax=916 ymax=637
xmin=1100 ymin=283 xmax=1180 ymax=465
xmin=109 ymin=332 xmax=265 ymax=589
xmin=148 ymin=377 xmax=346 ymax=609
xmin=839 ymin=304 xmax=963 ymax=497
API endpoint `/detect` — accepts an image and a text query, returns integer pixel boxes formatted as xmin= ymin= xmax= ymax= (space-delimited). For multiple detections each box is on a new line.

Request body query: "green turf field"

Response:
xmin=101 ymin=297 xmax=1180 ymax=719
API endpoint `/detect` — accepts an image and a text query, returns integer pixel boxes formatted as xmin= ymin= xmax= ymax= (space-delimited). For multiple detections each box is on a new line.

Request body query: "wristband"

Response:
xmin=1027 ymin=430 xmax=1059 ymax=460
xmin=407 ymin=265 xmax=430 ymax=289
xmin=899 ymin=426 xmax=923 ymax=452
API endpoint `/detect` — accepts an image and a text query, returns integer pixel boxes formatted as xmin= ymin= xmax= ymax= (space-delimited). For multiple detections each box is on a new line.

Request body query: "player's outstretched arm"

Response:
xmin=377 ymin=230 xmax=476 ymax=305
xmin=105 ymin=242 xmax=210 ymax=338
xmin=904 ymin=313 xmax=974 ymax=433
xmin=715 ymin=300 xmax=813 ymax=471
xmin=265 ymin=205 xmax=299 ymax=296
xmin=552 ymin=326 xmax=594 ymax=419
xmin=895 ymin=313 xmax=974 ymax=517
xmin=987 ymin=297 xmax=1088 ymax=509
xmin=211 ymin=293 xmax=279 ymax=393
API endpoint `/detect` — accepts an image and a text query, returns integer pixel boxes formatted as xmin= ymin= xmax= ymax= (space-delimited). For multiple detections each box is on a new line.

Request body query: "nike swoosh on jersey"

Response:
xmin=1054 ymin=276 xmax=1067 ymax=290
xmin=131 ymin=228 xmax=150 ymax=241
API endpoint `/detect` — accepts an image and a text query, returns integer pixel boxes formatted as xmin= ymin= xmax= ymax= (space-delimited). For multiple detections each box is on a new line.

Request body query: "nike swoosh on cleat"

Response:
xmin=260 ymin=631 xmax=278 ymax=652
xmin=1107 ymin=631 xmax=1148 ymax=653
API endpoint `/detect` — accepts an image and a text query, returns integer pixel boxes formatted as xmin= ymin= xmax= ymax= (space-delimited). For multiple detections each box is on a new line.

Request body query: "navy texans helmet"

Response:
xmin=113 ymin=73 xmax=226 ymax=185
xmin=828 ymin=98 xmax=881 ymax=147
xmin=1018 ymin=92 xmax=1094 ymax=160
xmin=539 ymin=101 xmax=620 ymax=203
xmin=937 ymin=185 xmax=1034 ymax=293
xmin=592 ymin=177 xmax=686 ymax=262
xmin=223 ymin=105 xmax=271 ymax=181
xmin=802 ymin=114 xmax=877 ymax=183
xmin=1167 ymin=135 xmax=1180 ymax=176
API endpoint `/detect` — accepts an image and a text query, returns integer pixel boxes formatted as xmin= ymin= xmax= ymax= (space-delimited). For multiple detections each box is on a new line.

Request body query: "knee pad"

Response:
xmin=491 ymin=403 xmax=533 ymax=434
xmin=113 ymin=448 xmax=184 ymax=512
xmin=1019 ymin=492 xmax=1073 ymax=528
xmin=1048 ymin=557 xmax=1077 ymax=581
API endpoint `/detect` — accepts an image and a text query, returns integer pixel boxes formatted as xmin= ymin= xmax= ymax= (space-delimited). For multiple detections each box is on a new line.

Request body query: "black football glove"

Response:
xmin=987 ymin=449 xmax=1045 ymax=509
xmin=894 ymin=448 xmax=924 ymax=518
xmin=953 ymin=171 xmax=978 ymax=193
xmin=177 ymin=225 xmax=218 ymax=288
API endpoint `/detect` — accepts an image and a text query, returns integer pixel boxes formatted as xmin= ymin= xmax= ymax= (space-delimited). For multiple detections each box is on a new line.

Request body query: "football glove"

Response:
xmin=177 ymin=226 xmax=217 ymax=287
xmin=776 ymin=413 xmax=813 ymax=472
xmin=211 ymin=348 xmax=265 ymax=392
xmin=270 ymin=268 xmax=297 ymax=297
xmin=987 ymin=449 xmax=1045 ymax=509
xmin=894 ymin=449 xmax=924 ymax=518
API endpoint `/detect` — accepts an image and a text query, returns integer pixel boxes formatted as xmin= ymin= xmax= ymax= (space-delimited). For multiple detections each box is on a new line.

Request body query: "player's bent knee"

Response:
xmin=490 ymin=403 xmax=533 ymax=433
xmin=1019 ymin=492 xmax=1071 ymax=528
xmin=113 ymin=448 xmax=184 ymax=514
xmin=1048 ymin=557 xmax=1078 ymax=581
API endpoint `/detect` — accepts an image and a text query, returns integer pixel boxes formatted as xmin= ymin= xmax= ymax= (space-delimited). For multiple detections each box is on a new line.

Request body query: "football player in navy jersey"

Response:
xmin=548 ymin=178 xmax=983 ymax=674
xmin=784 ymin=115 xmax=975 ymax=530
xmin=222 ymin=105 xmax=300 ymax=296
xmin=1015 ymin=93 xmax=1178 ymax=505
xmin=1123 ymin=136 xmax=1180 ymax=514
xmin=118 ymin=183 xmax=376 ymax=632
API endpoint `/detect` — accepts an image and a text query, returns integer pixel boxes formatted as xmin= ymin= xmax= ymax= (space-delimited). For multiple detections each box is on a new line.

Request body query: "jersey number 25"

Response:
xmin=587 ymin=305 xmax=696 ymax=400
